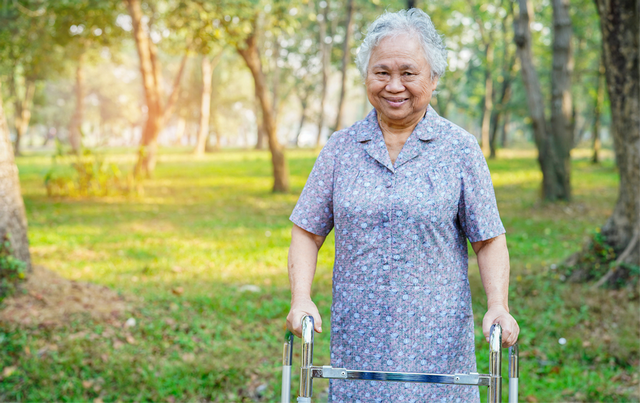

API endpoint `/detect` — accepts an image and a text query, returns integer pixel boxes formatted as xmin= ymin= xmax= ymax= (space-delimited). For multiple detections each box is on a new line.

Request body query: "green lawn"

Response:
xmin=1 ymin=147 xmax=637 ymax=402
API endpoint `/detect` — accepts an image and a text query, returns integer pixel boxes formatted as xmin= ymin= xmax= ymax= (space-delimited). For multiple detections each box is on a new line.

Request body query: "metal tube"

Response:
xmin=487 ymin=324 xmax=502 ymax=403
xmin=299 ymin=316 xmax=315 ymax=400
xmin=310 ymin=366 xmax=492 ymax=386
xmin=281 ymin=331 xmax=294 ymax=403
xmin=509 ymin=343 xmax=519 ymax=403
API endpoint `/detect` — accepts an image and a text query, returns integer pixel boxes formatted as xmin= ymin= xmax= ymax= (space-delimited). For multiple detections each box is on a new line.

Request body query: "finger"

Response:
xmin=482 ymin=317 xmax=490 ymax=339
xmin=289 ymin=313 xmax=303 ymax=338
xmin=314 ymin=315 xmax=323 ymax=333
xmin=507 ymin=324 xmax=520 ymax=347
xmin=501 ymin=327 xmax=512 ymax=347
xmin=500 ymin=319 xmax=519 ymax=347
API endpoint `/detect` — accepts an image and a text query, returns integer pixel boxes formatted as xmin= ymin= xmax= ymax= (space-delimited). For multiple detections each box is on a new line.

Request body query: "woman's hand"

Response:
xmin=483 ymin=306 xmax=519 ymax=347
xmin=286 ymin=298 xmax=322 ymax=338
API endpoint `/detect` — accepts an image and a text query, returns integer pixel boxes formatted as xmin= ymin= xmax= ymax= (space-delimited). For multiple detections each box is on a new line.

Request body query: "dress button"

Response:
xmin=386 ymin=181 xmax=393 ymax=188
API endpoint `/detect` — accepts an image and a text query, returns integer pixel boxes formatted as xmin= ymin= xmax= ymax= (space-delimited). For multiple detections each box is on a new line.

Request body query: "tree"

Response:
xmin=315 ymin=0 xmax=330 ymax=147
xmin=194 ymin=52 xmax=223 ymax=156
xmin=237 ymin=28 xmax=290 ymax=192
xmin=220 ymin=0 xmax=301 ymax=192
xmin=0 ymin=81 xmax=31 ymax=273
xmin=50 ymin=0 xmax=125 ymax=154
xmin=333 ymin=0 xmax=355 ymax=132
xmin=590 ymin=0 xmax=639 ymax=281
xmin=513 ymin=0 xmax=574 ymax=201
xmin=591 ymin=55 xmax=605 ymax=164
xmin=0 ymin=2 xmax=62 ymax=156
xmin=125 ymin=0 xmax=189 ymax=177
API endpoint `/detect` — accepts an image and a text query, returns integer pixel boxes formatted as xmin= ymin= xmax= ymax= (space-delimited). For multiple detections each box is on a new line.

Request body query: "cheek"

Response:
xmin=409 ymin=86 xmax=431 ymax=102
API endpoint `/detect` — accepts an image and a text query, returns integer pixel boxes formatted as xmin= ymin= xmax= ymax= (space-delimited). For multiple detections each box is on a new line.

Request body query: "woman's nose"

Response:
xmin=385 ymin=74 xmax=405 ymax=93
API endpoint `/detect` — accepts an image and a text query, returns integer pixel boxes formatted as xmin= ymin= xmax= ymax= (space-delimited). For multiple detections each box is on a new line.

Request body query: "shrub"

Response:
xmin=44 ymin=148 xmax=142 ymax=197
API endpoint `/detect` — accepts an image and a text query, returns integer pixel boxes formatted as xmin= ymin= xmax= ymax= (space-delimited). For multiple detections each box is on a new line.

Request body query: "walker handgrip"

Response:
xmin=488 ymin=324 xmax=502 ymax=403
xmin=299 ymin=316 xmax=315 ymax=401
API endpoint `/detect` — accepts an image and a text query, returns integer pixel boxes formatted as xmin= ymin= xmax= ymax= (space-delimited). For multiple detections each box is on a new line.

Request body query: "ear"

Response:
xmin=430 ymin=76 xmax=439 ymax=91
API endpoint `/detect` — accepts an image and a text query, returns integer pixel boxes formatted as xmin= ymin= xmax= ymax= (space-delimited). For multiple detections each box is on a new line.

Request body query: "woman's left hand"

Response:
xmin=483 ymin=306 xmax=519 ymax=348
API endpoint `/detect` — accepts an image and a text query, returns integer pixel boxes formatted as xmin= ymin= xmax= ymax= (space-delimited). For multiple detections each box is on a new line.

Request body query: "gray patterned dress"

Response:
xmin=290 ymin=106 xmax=505 ymax=402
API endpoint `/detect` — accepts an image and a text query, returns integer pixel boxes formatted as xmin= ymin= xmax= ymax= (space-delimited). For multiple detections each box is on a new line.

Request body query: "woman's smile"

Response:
xmin=384 ymin=97 xmax=409 ymax=107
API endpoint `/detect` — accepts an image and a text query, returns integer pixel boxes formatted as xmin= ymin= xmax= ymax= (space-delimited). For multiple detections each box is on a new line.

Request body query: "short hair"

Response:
xmin=355 ymin=9 xmax=448 ymax=81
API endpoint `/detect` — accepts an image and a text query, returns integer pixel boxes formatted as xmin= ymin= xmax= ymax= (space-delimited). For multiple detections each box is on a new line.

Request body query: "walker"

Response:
xmin=281 ymin=315 xmax=519 ymax=403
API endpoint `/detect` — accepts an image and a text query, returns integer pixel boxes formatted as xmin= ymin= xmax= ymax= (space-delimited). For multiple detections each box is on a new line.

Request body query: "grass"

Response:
xmin=1 ymin=147 xmax=638 ymax=402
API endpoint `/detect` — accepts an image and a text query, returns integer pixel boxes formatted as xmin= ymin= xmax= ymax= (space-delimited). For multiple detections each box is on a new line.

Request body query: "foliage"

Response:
xmin=44 ymin=146 xmax=142 ymax=197
xmin=0 ymin=235 xmax=27 ymax=303
xmin=1 ymin=148 xmax=636 ymax=402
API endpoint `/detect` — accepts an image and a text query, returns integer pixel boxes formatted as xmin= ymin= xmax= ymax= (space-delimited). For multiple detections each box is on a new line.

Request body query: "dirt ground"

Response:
xmin=0 ymin=266 xmax=128 ymax=327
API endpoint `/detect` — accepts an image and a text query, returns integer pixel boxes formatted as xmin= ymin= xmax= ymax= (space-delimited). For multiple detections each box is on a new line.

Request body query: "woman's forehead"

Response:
xmin=369 ymin=35 xmax=428 ymax=68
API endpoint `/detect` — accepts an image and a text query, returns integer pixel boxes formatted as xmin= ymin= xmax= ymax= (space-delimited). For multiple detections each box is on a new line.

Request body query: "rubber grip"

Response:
xmin=509 ymin=378 xmax=518 ymax=403
xmin=281 ymin=365 xmax=291 ymax=403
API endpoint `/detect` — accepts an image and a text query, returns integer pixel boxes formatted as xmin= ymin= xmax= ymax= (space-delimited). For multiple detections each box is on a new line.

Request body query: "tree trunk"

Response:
xmin=550 ymin=0 xmax=574 ymax=200
xmin=272 ymin=37 xmax=281 ymax=126
xmin=127 ymin=0 xmax=187 ymax=177
xmin=0 ymin=82 xmax=31 ymax=272
xmin=480 ymin=43 xmax=494 ymax=156
xmin=316 ymin=0 xmax=330 ymax=147
xmin=500 ymin=112 xmax=510 ymax=148
xmin=294 ymin=96 xmax=309 ymax=147
xmin=194 ymin=56 xmax=213 ymax=156
xmin=592 ymin=54 xmax=606 ymax=164
xmin=594 ymin=0 xmax=639 ymax=269
xmin=514 ymin=0 xmax=571 ymax=201
xmin=68 ymin=53 xmax=85 ymax=154
xmin=9 ymin=70 xmax=35 ymax=157
xmin=490 ymin=10 xmax=517 ymax=159
xmin=207 ymin=112 xmax=221 ymax=152
xmin=237 ymin=33 xmax=290 ymax=193
xmin=254 ymin=96 xmax=265 ymax=149
xmin=334 ymin=0 xmax=354 ymax=132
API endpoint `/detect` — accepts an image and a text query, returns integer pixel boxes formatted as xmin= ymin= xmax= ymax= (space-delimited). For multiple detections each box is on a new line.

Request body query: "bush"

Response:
xmin=0 ymin=235 xmax=27 ymax=302
xmin=44 ymin=148 xmax=142 ymax=197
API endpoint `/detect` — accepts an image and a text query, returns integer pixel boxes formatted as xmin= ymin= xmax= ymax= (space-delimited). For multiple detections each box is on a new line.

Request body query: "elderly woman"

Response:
xmin=286 ymin=8 xmax=519 ymax=402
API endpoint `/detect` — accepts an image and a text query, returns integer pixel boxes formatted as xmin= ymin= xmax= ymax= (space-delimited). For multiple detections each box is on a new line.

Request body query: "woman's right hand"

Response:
xmin=286 ymin=298 xmax=322 ymax=338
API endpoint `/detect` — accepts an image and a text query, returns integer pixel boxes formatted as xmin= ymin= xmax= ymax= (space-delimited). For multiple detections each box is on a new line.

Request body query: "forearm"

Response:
xmin=288 ymin=224 xmax=325 ymax=302
xmin=473 ymin=234 xmax=511 ymax=311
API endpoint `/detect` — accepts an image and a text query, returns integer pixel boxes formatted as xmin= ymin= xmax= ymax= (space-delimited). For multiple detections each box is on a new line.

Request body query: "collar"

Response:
xmin=356 ymin=105 xmax=441 ymax=143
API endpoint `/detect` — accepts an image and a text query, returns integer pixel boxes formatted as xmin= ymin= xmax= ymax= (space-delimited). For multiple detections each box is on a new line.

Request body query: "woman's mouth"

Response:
xmin=385 ymin=98 xmax=408 ymax=107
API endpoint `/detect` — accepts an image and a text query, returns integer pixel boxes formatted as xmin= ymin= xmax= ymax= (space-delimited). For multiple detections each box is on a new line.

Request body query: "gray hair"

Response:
xmin=355 ymin=9 xmax=448 ymax=81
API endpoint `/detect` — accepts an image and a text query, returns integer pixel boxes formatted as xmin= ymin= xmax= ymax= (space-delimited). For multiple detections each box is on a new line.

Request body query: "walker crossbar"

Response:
xmin=281 ymin=315 xmax=519 ymax=403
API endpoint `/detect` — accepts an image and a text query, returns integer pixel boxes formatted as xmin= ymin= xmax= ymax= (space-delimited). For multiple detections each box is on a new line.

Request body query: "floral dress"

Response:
xmin=290 ymin=106 xmax=505 ymax=402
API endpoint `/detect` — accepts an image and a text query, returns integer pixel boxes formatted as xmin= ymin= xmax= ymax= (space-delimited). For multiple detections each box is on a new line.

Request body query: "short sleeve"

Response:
xmin=290 ymin=137 xmax=339 ymax=236
xmin=457 ymin=137 xmax=505 ymax=242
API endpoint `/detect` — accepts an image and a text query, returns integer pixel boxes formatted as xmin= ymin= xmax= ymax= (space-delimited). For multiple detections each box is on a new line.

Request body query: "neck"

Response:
xmin=377 ymin=108 xmax=427 ymax=140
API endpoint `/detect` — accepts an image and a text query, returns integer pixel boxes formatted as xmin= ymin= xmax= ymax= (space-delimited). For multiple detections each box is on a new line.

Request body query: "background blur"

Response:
xmin=0 ymin=0 xmax=638 ymax=402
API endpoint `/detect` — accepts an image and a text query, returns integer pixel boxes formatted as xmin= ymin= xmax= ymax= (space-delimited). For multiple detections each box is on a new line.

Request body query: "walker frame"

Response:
xmin=281 ymin=315 xmax=519 ymax=403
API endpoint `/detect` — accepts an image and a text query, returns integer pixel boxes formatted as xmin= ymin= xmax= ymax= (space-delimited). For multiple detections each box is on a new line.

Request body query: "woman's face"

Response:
xmin=365 ymin=34 xmax=438 ymax=128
